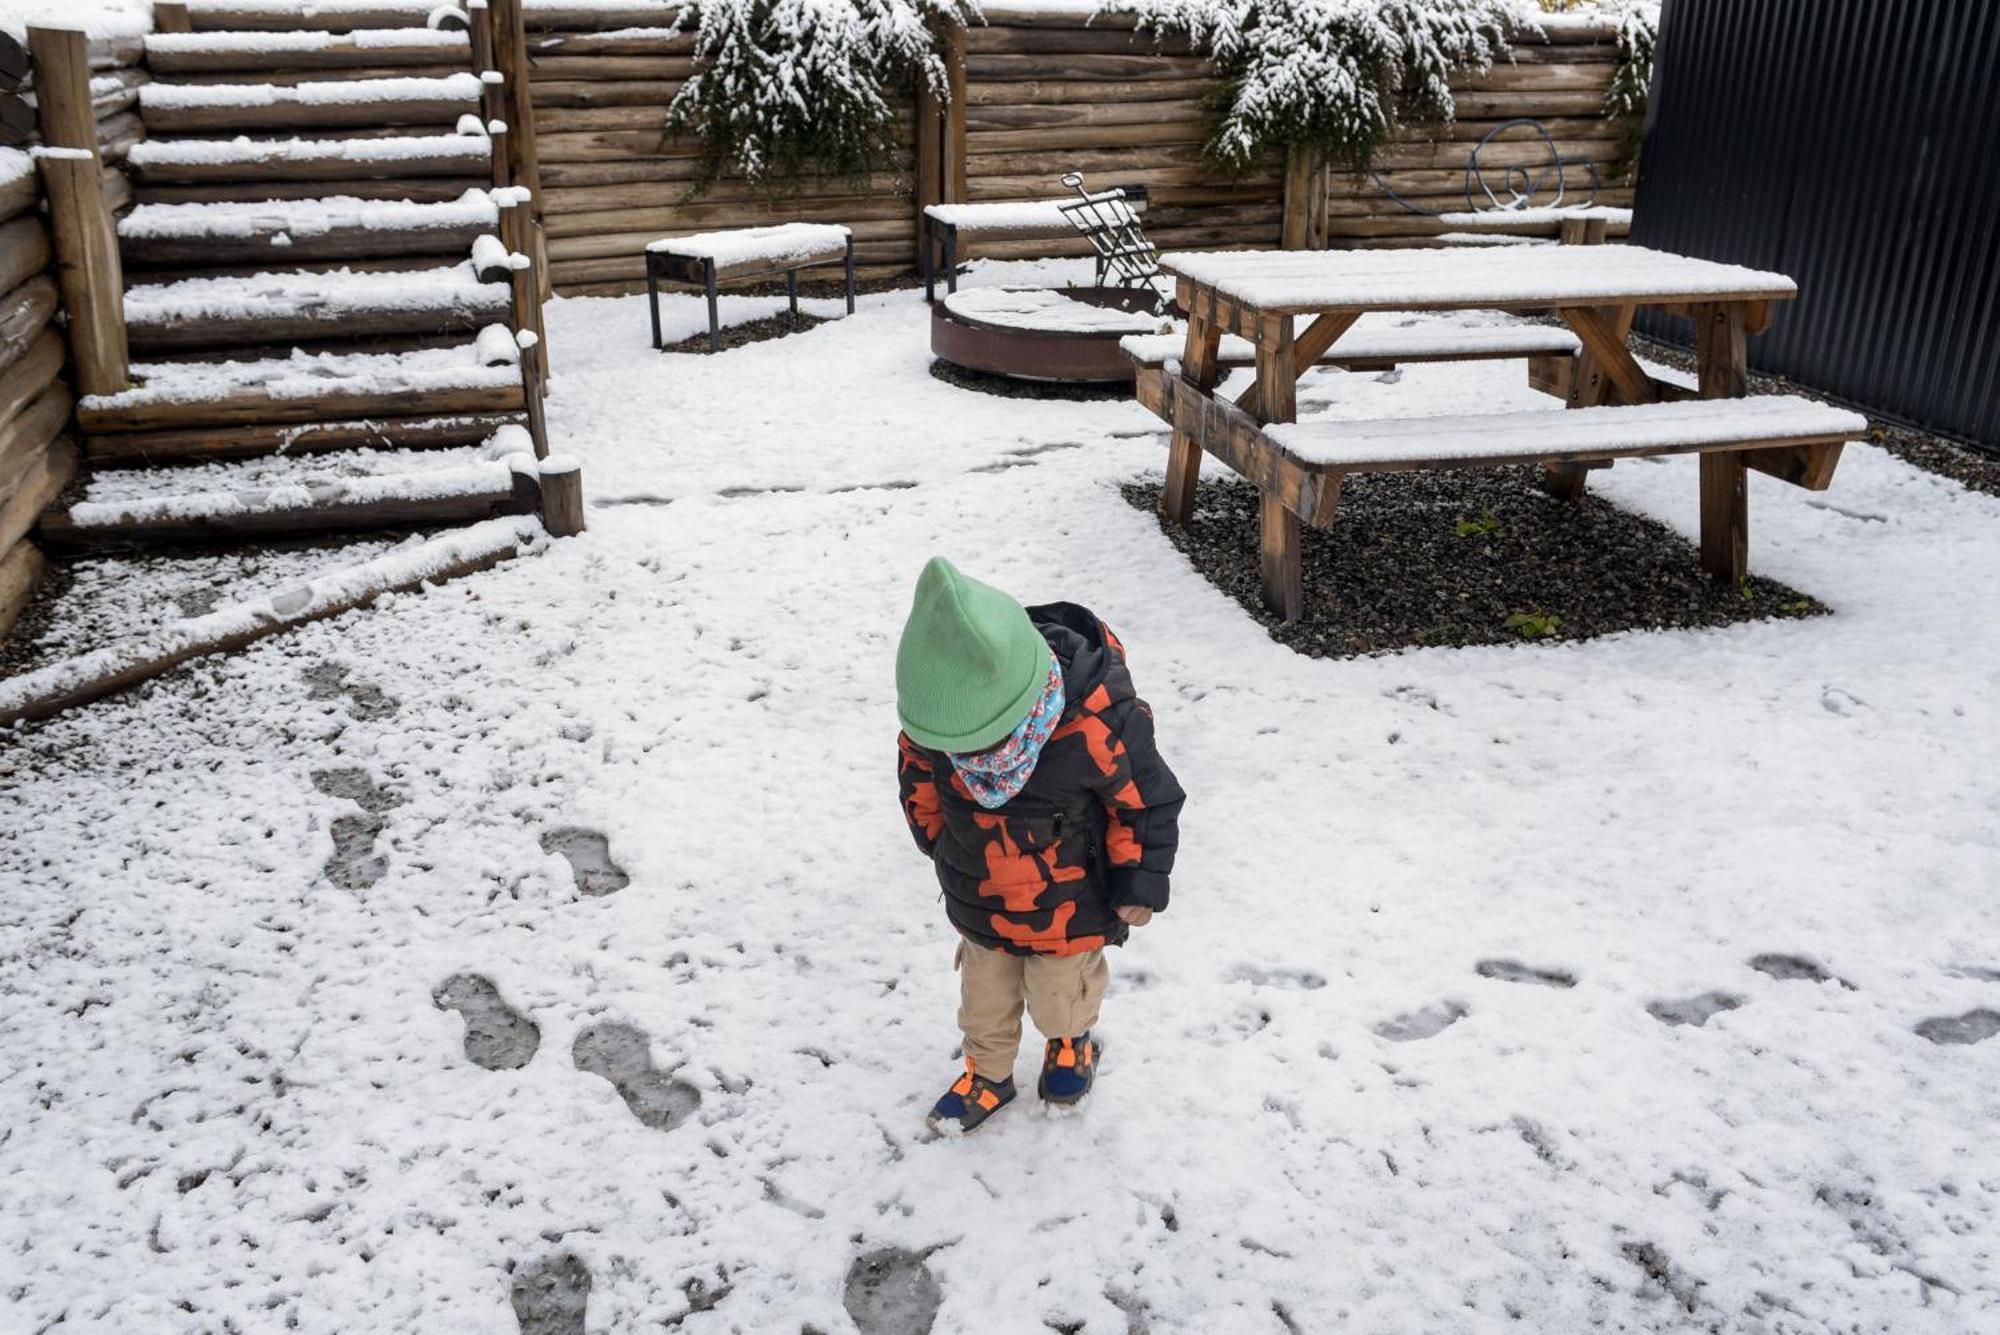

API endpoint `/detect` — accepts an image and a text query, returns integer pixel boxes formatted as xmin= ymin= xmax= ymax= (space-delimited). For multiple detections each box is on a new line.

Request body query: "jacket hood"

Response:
xmin=1027 ymin=601 xmax=1129 ymax=714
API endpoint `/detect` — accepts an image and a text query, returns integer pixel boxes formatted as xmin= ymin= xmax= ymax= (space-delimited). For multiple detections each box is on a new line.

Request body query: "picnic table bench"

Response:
xmin=1120 ymin=321 xmax=1583 ymax=377
xmin=921 ymin=189 xmax=1148 ymax=303
xmin=1129 ymin=245 xmax=1869 ymax=620
xmin=1432 ymin=205 xmax=1633 ymax=248
xmin=646 ymin=222 xmax=855 ymax=353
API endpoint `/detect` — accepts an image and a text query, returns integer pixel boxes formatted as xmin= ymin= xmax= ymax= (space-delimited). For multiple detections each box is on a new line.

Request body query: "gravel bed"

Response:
xmin=1631 ymin=332 xmax=2000 ymax=498
xmin=661 ymin=310 xmax=828 ymax=355
xmin=1122 ymin=470 xmax=1826 ymax=659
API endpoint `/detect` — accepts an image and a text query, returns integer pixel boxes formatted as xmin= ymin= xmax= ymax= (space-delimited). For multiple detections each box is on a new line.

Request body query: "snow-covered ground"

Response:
xmin=2 ymin=260 xmax=1997 ymax=1333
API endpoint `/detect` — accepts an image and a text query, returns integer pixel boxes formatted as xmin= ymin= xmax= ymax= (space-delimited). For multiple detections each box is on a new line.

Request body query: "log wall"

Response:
xmin=956 ymin=8 xmax=1283 ymax=263
xmin=0 ymin=150 xmax=76 ymax=642
xmin=520 ymin=4 xmax=918 ymax=296
xmin=157 ymin=3 xmax=1633 ymax=295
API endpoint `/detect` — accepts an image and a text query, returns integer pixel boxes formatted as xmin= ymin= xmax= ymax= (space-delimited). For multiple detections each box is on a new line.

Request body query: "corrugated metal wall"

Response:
xmin=1633 ymin=0 xmax=2000 ymax=451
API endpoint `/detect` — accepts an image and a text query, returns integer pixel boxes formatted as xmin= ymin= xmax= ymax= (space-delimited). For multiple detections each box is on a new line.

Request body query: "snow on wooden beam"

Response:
xmin=0 ymin=514 xmax=547 ymax=727
xmin=37 ymin=456 xmax=542 ymax=552
xmin=85 ymin=410 xmax=523 ymax=465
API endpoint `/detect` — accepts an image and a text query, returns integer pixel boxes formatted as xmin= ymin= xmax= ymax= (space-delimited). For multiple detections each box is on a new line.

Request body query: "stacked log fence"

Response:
xmin=0 ymin=23 xmax=149 ymax=641
xmin=500 ymin=3 xmax=1632 ymax=296
xmin=0 ymin=152 xmax=68 ymax=642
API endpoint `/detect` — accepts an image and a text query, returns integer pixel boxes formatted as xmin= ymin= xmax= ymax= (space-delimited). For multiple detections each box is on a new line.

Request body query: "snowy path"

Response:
xmin=2 ymin=264 xmax=1997 ymax=1333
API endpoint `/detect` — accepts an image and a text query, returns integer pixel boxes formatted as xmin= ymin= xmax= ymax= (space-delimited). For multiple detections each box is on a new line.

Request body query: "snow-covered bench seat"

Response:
xmin=1432 ymin=206 xmax=1634 ymax=247
xmin=1120 ymin=322 xmax=1583 ymax=377
xmin=1133 ymin=366 xmax=1865 ymax=598
xmin=643 ymin=223 xmax=855 ymax=353
xmin=921 ymin=189 xmax=1148 ymax=302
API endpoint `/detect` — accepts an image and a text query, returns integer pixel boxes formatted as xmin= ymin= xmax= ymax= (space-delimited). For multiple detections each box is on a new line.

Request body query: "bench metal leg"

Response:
xmin=704 ymin=261 xmax=720 ymax=354
xmin=944 ymin=227 xmax=959 ymax=296
xmin=787 ymin=267 xmax=798 ymax=320
xmin=921 ymin=222 xmax=935 ymax=303
xmin=646 ymin=267 xmax=662 ymax=350
xmin=844 ymin=237 xmax=855 ymax=315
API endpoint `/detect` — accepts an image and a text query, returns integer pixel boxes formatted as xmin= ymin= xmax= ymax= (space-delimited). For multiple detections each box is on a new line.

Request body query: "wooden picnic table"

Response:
xmin=1147 ymin=244 xmax=1857 ymax=620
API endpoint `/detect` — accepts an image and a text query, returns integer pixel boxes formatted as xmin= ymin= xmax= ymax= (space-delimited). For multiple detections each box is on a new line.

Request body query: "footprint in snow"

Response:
xmin=541 ymin=828 xmax=629 ymax=896
xmin=1914 ymin=1009 xmax=2000 ymax=1046
xmin=843 ymin=1248 xmax=942 ymax=1335
xmin=511 ymin=1253 xmax=590 ymax=1335
xmin=1373 ymin=1000 xmax=1468 ymax=1042
xmin=312 ymin=767 xmax=401 ymax=890
xmin=1646 ymin=992 xmax=1744 ymax=1028
xmin=433 ymin=974 xmax=540 ymax=1070
xmin=1749 ymin=953 xmax=1854 ymax=988
xmin=1474 ymin=959 xmax=1577 ymax=988
xmin=572 ymin=1022 xmax=701 ymax=1131
xmin=304 ymin=662 xmax=398 ymax=721
xmin=1229 ymin=965 xmax=1327 ymax=990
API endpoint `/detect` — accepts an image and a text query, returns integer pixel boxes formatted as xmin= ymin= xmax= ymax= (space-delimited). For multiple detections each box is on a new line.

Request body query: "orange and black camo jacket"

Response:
xmin=898 ymin=602 xmax=1186 ymax=957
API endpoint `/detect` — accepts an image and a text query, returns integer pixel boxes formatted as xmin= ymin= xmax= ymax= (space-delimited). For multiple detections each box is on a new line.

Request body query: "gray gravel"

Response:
xmin=1632 ymin=332 xmax=2000 ymax=498
xmin=1123 ymin=468 xmax=1826 ymax=658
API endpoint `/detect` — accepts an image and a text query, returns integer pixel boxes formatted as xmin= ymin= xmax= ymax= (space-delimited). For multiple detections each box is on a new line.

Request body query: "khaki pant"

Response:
xmin=955 ymin=937 xmax=1108 ymax=1078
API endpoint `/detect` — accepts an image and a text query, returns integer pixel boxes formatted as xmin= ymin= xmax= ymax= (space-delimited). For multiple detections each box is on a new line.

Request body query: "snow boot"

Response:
xmin=928 ymin=1060 xmax=1016 ymax=1133
xmin=1037 ymin=1033 xmax=1099 ymax=1106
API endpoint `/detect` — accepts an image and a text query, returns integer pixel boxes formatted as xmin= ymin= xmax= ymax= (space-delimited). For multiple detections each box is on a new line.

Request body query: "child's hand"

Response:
xmin=1115 ymin=905 xmax=1154 ymax=927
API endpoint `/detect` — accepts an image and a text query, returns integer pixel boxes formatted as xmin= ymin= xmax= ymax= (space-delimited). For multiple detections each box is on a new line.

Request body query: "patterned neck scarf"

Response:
xmin=950 ymin=651 xmax=1065 ymax=810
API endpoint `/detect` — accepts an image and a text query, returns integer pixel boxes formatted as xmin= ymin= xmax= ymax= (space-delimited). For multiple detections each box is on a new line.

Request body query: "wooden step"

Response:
xmin=124 ymin=262 xmax=510 ymax=354
xmin=39 ymin=457 xmax=540 ymax=553
xmin=133 ymin=177 xmax=490 ymax=208
xmin=117 ymin=190 xmax=496 ymax=265
xmin=145 ymin=28 xmax=469 ymax=75
xmin=139 ymin=73 xmax=481 ymax=133
xmin=87 ymin=410 xmax=523 ymax=465
xmin=184 ymin=1 xmax=437 ymax=32
xmin=79 ymin=341 xmax=524 ymax=434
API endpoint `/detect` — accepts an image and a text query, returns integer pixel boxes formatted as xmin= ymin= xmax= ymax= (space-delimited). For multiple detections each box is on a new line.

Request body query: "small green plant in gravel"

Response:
xmin=1455 ymin=511 xmax=1503 ymax=539
xmin=1504 ymin=608 xmax=1563 ymax=639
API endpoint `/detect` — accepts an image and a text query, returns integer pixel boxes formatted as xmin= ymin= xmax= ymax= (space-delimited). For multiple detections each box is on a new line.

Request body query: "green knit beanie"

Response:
xmin=896 ymin=556 xmax=1047 ymax=754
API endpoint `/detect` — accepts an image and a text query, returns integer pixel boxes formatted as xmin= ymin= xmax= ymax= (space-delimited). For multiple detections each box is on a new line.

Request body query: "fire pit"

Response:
xmin=930 ymin=286 xmax=1173 ymax=384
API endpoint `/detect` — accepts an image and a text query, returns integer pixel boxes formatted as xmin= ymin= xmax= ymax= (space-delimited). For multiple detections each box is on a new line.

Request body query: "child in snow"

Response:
xmin=895 ymin=557 xmax=1184 ymax=1132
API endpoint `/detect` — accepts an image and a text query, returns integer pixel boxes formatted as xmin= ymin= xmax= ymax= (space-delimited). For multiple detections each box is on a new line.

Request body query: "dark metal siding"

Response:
xmin=1633 ymin=0 xmax=2000 ymax=450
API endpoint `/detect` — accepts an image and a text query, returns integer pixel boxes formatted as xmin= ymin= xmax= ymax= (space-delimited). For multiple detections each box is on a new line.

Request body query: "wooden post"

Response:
xmin=26 ymin=28 xmax=93 ymax=149
xmin=1694 ymin=301 xmax=1750 ymax=581
xmin=1282 ymin=144 xmax=1322 ymax=250
xmin=536 ymin=454 xmax=584 ymax=537
xmin=488 ymin=0 xmax=543 ymax=211
xmin=497 ymin=191 xmax=548 ymax=459
xmin=1252 ymin=314 xmax=1303 ymax=620
xmin=29 ymin=27 xmax=128 ymax=396
xmin=943 ymin=22 xmax=967 ymax=208
xmin=914 ymin=28 xmax=945 ymax=276
xmin=1161 ymin=309 xmax=1219 ymax=524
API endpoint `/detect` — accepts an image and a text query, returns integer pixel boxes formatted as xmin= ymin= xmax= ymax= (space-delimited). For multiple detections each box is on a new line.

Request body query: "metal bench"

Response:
xmin=921 ymin=186 xmax=1149 ymax=303
xmin=645 ymin=223 xmax=855 ymax=353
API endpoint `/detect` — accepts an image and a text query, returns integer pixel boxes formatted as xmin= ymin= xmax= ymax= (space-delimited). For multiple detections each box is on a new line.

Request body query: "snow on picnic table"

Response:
xmin=1161 ymin=244 xmax=1799 ymax=311
xmin=1 ymin=259 xmax=1997 ymax=1334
